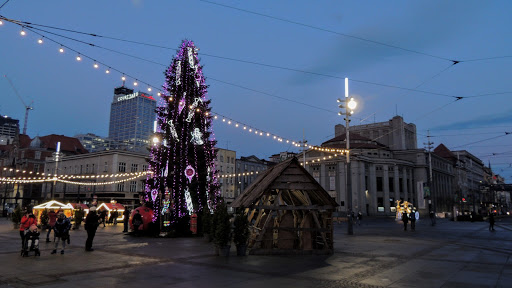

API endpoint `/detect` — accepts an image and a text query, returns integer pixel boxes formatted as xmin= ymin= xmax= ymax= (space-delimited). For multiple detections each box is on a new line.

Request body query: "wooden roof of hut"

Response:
xmin=230 ymin=157 xmax=338 ymax=255
xmin=231 ymin=157 xmax=338 ymax=209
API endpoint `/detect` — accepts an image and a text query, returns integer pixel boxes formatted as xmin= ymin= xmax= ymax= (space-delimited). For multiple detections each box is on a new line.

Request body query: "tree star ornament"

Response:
xmin=185 ymin=165 xmax=195 ymax=183
xmin=191 ymin=128 xmax=204 ymax=145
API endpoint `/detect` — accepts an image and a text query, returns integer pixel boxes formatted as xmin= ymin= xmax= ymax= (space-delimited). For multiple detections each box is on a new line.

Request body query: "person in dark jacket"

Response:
xmin=122 ymin=208 xmax=130 ymax=233
xmin=51 ymin=212 xmax=71 ymax=255
xmin=85 ymin=206 xmax=100 ymax=251
xmin=402 ymin=211 xmax=409 ymax=231
xmin=489 ymin=212 xmax=495 ymax=231
xmin=410 ymin=210 xmax=417 ymax=231
xmin=132 ymin=210 xmax=143 ymax=234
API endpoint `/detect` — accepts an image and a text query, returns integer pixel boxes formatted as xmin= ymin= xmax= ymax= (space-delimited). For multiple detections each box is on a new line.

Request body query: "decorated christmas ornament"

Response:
xmin=185 ymin=165 xmax=195 ymax=182
xmin=184 ymin=187 xmax=194 ymax=215
xmin=151 ymin=189 xmax=159 ymax=202
xmin=167 ymin=119 xmax=179 ymax=141
xmin=191 ymin=128 xmax=204 ymax=145
xmin=176 ymin=61 xmax=181 ymax=85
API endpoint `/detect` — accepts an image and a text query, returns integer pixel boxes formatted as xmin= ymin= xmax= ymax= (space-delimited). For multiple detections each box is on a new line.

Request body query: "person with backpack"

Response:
xmin=51 ymin=212 xmax=71 ymax=255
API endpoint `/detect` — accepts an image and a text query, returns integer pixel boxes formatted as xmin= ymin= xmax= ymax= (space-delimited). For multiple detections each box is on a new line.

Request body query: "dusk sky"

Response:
xmin=0 ymin=1 xmax=511 ymax=182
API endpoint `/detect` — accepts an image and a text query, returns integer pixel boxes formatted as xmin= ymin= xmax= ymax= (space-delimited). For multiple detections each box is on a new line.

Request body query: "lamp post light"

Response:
xmin=338 ymin=78 xmax=357 ymax=235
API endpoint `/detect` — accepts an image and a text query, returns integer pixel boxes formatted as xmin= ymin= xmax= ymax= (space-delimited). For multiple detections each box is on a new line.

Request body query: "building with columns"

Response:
xmin=303 ymin=116 xmax=455 ymax=217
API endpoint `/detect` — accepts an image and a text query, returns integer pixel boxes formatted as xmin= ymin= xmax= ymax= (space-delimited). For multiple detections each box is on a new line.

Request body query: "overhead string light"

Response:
xmin=2 ymin=22 xmax=167 ymax=98
xmin=0 ymin=171 xmax=151 ymax=185
xmin=3 ymin=19 xmax=344 ymax=155
xmin=211 ymin=112 xmax=349 ymax=154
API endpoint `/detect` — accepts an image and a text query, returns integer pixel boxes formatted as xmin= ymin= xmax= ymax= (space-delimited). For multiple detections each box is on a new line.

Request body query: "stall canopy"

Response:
xmin=70 ymin=203 xmax=90 ymax=211
xmin=97 ymin=202 xmax=125 ymax=221
xmin=32 ymin=200 xmax=74 ymax=219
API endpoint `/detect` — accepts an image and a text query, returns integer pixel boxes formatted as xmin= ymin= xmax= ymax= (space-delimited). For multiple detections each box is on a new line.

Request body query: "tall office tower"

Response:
xmin=108 ymin=86 xmax=157 ymax=152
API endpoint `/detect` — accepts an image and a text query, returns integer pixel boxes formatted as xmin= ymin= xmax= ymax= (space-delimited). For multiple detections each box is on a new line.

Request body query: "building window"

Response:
xmin=117 ymin=183 xmax=124 ymax=191
xmin=131 ymin=164 xmax=138 ymax=172
xmin=389 ymin=177 xmax=394 ymax=192
xmin=142 ymin=165 xmax=148 ymax=171
xmin=86 ymin=164 xmax=90 ymax=174
xmin=129 ymin=181 xmax=137 ymax=192
xmin=376 ymin=177 xmax=383 ymax=191
xmin=118 ymin=162 xmax=126 ymax=172
xmin=227 ymin=156 xmax=230 ymax=163
xmin=104 ymin=162 xmax=108 ymax=172
xmin=220 ymin=155 xmax=224 ymax=162
xmin=33 ymin=163 xmax=40 ymax=173
xmin=34 ymin=151 xmax=41 ymax=160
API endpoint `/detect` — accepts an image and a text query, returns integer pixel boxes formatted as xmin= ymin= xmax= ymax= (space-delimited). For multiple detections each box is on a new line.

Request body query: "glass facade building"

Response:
xmin=108 ymin=86 xmax=156 ymax=152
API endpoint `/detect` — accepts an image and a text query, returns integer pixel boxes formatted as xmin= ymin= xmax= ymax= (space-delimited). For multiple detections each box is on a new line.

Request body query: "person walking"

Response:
xmin=99 ymin=209 xmax=107 ymax=227
xmin=112 ymin=209 xmax=119 ymax=225
xmin=489 ymin=212 xmax=495 ymax=231
xmin=429 ymin=210 xmax=436 ymax=226
xmin=402 ymin=211 xmax=409 ymax=231
xmin=410 ymin=210 xmax=416 ymax=231
xmin=20 ymin=209 xmax=37 ymax=253
xmin=85 ymin=206 xmax=100 ymax=251
xmin=356 ymin=211 xmax=363 ymax=226
xmin=46 ymin=209 xmax=57 ymax=242
xmin=122 ymin=208 xmax=130 ymax=233
xmin=51 ymin=212 xmax=71 ymax=255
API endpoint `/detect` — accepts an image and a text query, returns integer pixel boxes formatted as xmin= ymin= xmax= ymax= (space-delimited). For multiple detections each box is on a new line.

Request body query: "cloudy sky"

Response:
xmin=0 ymin=1 xmax=511 ymax=181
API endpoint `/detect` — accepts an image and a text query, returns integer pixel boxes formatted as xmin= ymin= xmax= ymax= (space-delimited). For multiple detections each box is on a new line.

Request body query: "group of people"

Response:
xmin=401 ymin=210 xmax=419 ymax=231
xmin=18 ymin=206 xmax=136 ymax=256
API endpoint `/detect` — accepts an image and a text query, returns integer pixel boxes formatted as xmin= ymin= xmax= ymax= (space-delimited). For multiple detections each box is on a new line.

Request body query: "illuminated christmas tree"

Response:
xmin=146 ymin=40 xmax=220 ymax=235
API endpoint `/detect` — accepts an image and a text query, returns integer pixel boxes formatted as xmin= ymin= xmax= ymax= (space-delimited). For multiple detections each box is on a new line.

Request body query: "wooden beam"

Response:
xmin=270 ymin=182 xmax=319 ymax=190
xmin=311 ymin=211 xmax=329 ymax=249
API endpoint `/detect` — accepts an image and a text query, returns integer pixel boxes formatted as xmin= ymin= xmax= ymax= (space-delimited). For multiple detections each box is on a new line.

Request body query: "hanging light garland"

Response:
xmin=0 ymin=171 xmax=151 ymax=184
xmin=0 ymin=17 xmax=349 ymax=156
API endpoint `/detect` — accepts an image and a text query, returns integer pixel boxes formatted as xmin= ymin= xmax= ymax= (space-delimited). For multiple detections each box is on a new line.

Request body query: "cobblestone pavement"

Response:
xmin=0 ymin=216 xmax=511 ymax=288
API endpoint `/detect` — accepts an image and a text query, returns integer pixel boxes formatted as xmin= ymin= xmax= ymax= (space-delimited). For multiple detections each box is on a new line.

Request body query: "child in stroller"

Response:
xmin=23 ymin=224 xmax=41 ymax=257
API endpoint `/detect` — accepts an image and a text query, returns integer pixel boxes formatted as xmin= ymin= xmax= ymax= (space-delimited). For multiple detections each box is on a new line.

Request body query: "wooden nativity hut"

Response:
xmin=230 ymin=157 xmax=338 ymax=255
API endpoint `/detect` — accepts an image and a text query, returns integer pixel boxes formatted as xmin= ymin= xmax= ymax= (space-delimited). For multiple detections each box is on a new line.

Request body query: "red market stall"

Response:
xmin=129 ymin=206 xmax=154 ymax=231
xmin=70 ymin=203 xmax=90 ymax=218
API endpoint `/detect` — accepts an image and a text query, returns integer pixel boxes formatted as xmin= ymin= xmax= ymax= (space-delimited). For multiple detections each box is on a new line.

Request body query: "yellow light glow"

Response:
xmin=38 ymin=38 xmax=43 ymax=44
xmin=76 ymin=55 xmax=81 ymax=61
xmin=106 ymin=69 xmax=110 ymax=74
xmin=134 ymin=81 xmax=138 ymax=86
xmin=59 ymin=47 xmax=64 ymax=53
xmin=20 ymin=30 xmax=26 ymax=36
xmin=148 ymin=87 xmax=152 ymax=92
xmin=121 ymin=76 xmax=126 ymax=81
xmin=93 ymin=63 xmax=99 ymax=69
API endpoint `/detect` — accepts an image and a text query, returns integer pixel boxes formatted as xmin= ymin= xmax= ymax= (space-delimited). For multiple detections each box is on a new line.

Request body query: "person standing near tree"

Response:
xmin=46 ymin=210 xmax=57 ymax=242
xmin=85 ymin=207 xmax=100 ymax=251
xmin=122 ymin=208 xmax=130 ymax=233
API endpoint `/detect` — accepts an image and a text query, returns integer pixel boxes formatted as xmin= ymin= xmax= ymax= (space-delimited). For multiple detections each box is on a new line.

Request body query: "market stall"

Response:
xmin=97 ymin=202 xmax=125 ymax=222
xmin=32 ymin=200 xmax=74 ymax=222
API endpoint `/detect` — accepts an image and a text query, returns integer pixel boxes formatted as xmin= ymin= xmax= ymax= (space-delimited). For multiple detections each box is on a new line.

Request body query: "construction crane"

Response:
xmin=3 ymin=75 xmax=34 ymax=135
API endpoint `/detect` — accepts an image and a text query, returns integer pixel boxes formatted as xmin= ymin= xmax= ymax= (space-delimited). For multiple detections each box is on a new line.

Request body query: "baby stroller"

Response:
xmin=22 ymin=224 xmax=41 ymax=257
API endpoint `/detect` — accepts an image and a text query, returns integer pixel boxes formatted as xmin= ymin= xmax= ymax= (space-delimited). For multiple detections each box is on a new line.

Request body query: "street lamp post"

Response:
xmin=51 ymin=142 xmax=62 ymax=200
xmin=338 ymin=78 xmax=357 ymax=235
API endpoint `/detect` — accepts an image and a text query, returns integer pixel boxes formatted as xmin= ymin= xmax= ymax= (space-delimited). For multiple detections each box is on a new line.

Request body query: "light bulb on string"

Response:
xmin=105 ymin=68 xmax=110 ymax=74
xmin=20 ymin=28 xmax=26 ymax=36
xmin=121 ymin=76 xmax=126 ymax=81
xmin=37 ymin=38 xmax=43 ymax=44
xmin=76 ymin=54 xmax=82 ymax=61
xmin=0 ymin=19 xmax=3 ymax=25
xmin=133 ymin=80 xmax=138 ymax=86
xmin=147 ymin=87 xmax=152 ymax=92
xmin=93 ymin=62 xmax=99 ymax=69
xmin=59 ymin=46 xmax=64 ymax=53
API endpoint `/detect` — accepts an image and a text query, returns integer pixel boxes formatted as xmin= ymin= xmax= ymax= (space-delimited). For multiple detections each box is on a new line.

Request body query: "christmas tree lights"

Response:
xmin=145 ymin=40 xmax=220 ymax=232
